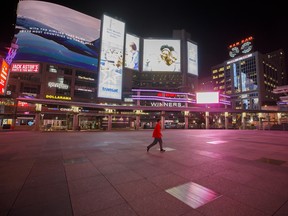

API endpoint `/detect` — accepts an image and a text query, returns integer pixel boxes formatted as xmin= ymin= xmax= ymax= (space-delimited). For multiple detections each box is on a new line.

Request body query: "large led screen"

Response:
xmin=187 ymin=41 xmax=198 ymax=76
xmin=97 ymin=15 xmax=125 ymax=100
xmin=196 ymin=92 xmax=219 ymax=104
xmin=14 ymin=1 xmax=101 ymax=71
xmin=142 ymin=39 xmax=181 ymax=72
xmin=124 ymin=33 xmax=140 ymax=71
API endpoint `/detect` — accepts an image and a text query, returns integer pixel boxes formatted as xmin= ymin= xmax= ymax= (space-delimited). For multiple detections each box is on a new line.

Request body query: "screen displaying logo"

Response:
xmin=98 ymin=15 xmax=125 ymax=100
xmin=228 ymin=36 xmax=253 ymax=58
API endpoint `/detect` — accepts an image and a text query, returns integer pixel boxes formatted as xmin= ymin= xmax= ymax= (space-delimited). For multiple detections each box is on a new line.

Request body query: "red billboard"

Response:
xmin=0 ymin=59 xmax=9 ymax=95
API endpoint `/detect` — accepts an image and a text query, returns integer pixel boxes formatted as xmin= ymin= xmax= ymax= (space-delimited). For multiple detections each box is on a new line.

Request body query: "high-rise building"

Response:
xmin=212 ymin=48 xmax=286 ymax=110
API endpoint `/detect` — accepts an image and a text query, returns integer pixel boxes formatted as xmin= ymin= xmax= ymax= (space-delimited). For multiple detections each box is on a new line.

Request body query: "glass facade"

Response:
xmin=212 ymin=51 xmax=284 ymax=110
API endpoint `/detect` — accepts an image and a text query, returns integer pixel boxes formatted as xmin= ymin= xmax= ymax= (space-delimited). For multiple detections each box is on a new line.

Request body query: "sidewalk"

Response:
xmin=0 ymin=129 xmax=288 ymax=216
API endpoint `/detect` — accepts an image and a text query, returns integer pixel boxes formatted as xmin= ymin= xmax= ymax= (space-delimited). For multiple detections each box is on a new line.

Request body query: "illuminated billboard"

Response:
xmin=187 ymin=41 xmax=198 ymax=76
xmin=125 ymin=33 xmax=140 ymax=71
xmin=11 ymin=63 xmax=40 ymax=73
xmin=142 ymin=39 xmax=181 ymax=72
xmin=228 ymin=36 xmax=253 ymax=58
xmin=97 ymin=14 xmax=125 ymax=100
xmin=14 ymin=1 xmax=101 ymax=71
xmin=196 ymin=92 xmax=219 ymax=104
xmin=0 ymin=59 xmax=9 ymax=95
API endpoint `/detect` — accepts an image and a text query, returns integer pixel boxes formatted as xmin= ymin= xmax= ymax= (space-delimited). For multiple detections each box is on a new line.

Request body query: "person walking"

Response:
xmin=147 ymin=119 xmax=165 ymax=152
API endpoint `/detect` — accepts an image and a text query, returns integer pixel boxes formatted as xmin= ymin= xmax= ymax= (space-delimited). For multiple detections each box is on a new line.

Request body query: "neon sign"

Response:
xmin=48 ymin=82 xmax=69 ymax=89
xmin=228 ymin=36 xmax=253 ymax=49
xmin=156 ymin=93 xmax=177 ymax=97
xmin=0 ymin=59 xmax=9 ymax=95
xmin=45 ymin=95 xmax=71 ymax=100
xmin=11 ymin=63 xmax=40 ymax=73
xmin=228 ymin=36 xmax=253 ymax=58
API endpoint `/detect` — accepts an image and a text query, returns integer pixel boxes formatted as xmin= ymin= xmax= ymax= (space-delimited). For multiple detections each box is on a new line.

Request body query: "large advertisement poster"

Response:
xmin=124 ymin=33 xmax=140 ymax=71
xmin=14 ymin=1 xmax=101 ymax=71
xmin=97 ymin=15 xmax=125 ymax=100
xmin=142 ymin=39 xmax=181 ymax=72
xmin=187 ymin=41 xmax=198 ymax=76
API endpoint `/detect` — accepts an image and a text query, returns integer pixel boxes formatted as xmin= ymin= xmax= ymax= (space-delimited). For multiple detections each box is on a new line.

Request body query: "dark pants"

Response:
xmin=148 ymin=138 xmax=163 ymax=150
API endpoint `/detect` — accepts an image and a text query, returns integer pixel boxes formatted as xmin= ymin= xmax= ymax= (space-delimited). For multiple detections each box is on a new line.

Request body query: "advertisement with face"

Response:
xmin=125 ymin=33 xmax=140 ymax=71
xmin=98 ymin=15 xmax=125 ymax=100
xmin=143 ymin=39 xmax=181 ymax=72
xmin=187 ymin=41 xmax=198 ymax=76
xmin=14 ymin=1 xmax=101 ymax=71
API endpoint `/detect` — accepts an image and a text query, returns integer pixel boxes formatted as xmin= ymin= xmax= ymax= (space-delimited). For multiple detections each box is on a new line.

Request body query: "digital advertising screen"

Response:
xmin=97 ymin=14 xmax=125 ymax=100
xmin=124 ymin=33 xmax=140 ymax=71
xmin=0 ymin=59 xmax=9 ymax=95
xmin=196 ymin=92 xmax=219 ymax=104
xmin=142 ymin=39 xmax=181 ymax=72
xmin=14 ymin=1 xmax=101 ymax=71
xmin=187 ymin=41 xmax=198 ymax=76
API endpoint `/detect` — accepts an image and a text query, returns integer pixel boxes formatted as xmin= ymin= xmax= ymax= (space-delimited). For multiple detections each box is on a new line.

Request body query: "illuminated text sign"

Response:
xmin=11 ymin=63 xmax=40 ymax=73
xmin=45 ymin=95 xmax=71 ymax=100
xmin=228 ymin=36 xmax=253 ymax=58
xmin=0 ymin=60 xmax=9 ymax=95
xmin=150 ymin=102 xmax=184 ymax=107
xmin=48 ymin=82 xmax=69 ymax=89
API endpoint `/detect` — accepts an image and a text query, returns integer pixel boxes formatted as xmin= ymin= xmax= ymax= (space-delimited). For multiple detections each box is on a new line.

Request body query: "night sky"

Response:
xmin=2 ymin=0 xmax=287 ymax=78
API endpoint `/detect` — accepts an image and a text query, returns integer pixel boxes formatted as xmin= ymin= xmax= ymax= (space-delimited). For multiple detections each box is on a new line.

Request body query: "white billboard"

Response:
xmin=98 ymin=15 xmax=125 ymax=100
xmin=142 ymin=39 xmax=181 ymax=72
xmin=187 ymin=41 xmax=198 ymax=76
xmin=196 ymin=92 xmax=219 ymax=104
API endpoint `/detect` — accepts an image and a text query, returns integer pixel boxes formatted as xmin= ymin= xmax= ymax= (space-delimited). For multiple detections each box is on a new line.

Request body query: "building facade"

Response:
xmin=1 ymin=2 xmax=288 ymax=131
xmin=212 ymin=49 xmax=287 ymax=110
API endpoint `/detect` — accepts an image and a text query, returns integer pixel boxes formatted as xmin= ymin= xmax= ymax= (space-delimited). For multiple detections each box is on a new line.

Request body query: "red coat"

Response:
xmin=152 ymin=122 xmax=162 ymax=138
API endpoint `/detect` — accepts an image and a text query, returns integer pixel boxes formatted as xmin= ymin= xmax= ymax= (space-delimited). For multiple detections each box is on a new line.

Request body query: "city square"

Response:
xmin=0 ymin=129 xmax=287 ymax=215
xmin=1 ymin=1 xmax=288 ymax=216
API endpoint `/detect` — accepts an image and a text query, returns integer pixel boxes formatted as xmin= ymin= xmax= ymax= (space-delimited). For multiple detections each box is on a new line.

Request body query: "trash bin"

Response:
xmin=2 ymin=124 xmax=11 ymax=129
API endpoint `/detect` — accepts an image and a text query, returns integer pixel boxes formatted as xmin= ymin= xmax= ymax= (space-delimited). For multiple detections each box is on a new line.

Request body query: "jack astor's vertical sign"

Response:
xmin=0 ymin=59 xmax=9 ymax=95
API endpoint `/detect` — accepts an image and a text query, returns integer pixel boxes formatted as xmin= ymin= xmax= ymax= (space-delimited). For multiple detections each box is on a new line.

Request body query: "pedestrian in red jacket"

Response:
xmin=147 ymin=119 xmax=165 ymax=152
